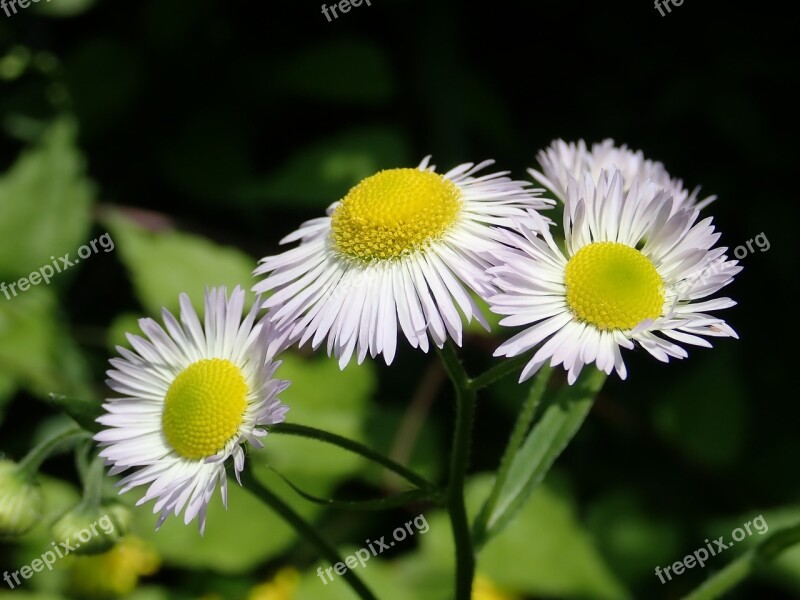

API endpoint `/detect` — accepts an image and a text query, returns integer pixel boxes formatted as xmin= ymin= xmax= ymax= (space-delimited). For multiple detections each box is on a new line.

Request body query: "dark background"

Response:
xmin=0 ymin=1 xmax=797 ymax=599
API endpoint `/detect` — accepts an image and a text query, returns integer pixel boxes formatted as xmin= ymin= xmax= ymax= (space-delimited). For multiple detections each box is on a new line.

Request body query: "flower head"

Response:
xmin=489 ymin=169 xmax=739 ymax=383
xmin=530 ymin=138 xmax=715 ymax=212
xmin=95 ymin=287 xmax=290 ymax=532
xmin=254 ymin=157 xmax=552 ymax=368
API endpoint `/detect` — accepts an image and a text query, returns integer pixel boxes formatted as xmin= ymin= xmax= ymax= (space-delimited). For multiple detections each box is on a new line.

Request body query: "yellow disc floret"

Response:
xmin=331 ymin=168 xmax=462 ymax=261
xmin=162 ymin=359 xmax=248 ymax=459
xmin=565 ymin=242 xmax=664 ymax=331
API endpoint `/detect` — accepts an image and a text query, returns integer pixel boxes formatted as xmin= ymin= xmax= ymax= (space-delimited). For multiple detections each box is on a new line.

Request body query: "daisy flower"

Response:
xmin=95 ymin=287 xmax=290 ymax=533
xmin=488 ymin=169 xmax=740 ymax=383
xmin=530 ymin=138 xmax=715 ymax=212
xmin=253 ymin=157 xmax=552 ymax=368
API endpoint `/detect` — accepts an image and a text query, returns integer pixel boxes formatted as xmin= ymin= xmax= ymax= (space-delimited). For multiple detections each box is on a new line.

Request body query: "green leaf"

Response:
xmin=653 ymin=350 xmax=748 ymax=468
xmin=586 ymin=489 xmax=684 ymax=586
xmin=235 ymin=128 xmax=410 ymax=209
xmin=479 ymin=368 xmax=606 ymax=543
xmin=47 ymin=394 xmax=102 ymax=433
xmin=0 ymin=118 xmax=94 ymax=280
xmin=255 ymin=353 xmax=377 ymax=484
xmin=107 ymin=312 xmax=145 ymax=350
xmin=475 ymin=476 xmax=629 ymax=600
xmin=701 ymin=507 xmax=800 ymax=595
xmin=105 ymin=212 xmax=256 ymax=315
xmin=0 ymin=287 xmax=93 ymax=399
xmin=134 ymin=467 xmax=318 ymax=575
xmin=32 ymin=0 xmax=97 ymax=17
xmin=682 ymin=518 xmax=800 ymax=600
xmin=473 ymin=365 xmax=551 ymax=542
xmin=295 ymin=556 xmax=412 ymax=600
xmin=418 ymin=475 xmax=629 ymax=600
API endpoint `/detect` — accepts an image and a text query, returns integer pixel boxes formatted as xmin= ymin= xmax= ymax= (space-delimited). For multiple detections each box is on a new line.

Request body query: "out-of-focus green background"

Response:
xmin=0 ymin=1 xmax=796 ymax=599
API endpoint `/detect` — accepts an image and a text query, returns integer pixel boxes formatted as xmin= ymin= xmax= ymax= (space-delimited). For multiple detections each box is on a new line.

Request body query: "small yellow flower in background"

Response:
xmin=472 ymin=574 xmax=520 ymax=600
xmin=67 ymin=536 xmax=160 ymax=599
xmin=247 ymin=567 xmax=300 ymax=600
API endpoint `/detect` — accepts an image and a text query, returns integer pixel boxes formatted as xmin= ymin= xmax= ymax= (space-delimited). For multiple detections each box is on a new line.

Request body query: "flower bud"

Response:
xmin=0 ymin=459 xmax=43 ymax=537
xmin=51 ymin=501 xmax=131 ymax=555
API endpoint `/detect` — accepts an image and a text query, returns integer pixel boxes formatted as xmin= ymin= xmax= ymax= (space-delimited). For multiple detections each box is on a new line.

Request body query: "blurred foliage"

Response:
xmin=0 ymin=1 xmax=795 ymax=599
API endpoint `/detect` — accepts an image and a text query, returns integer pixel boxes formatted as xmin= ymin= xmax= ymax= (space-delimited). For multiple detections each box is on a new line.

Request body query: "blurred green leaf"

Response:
xmin=105 ymin=213 xmax=256 ymax=315
xmin=0 ymin=118 xmax=94 ymax=280
xmin=134 ymin=467 xmax=318 ymax=576
xmin=653 ymin=350 xmax=748 ymax=468
xmin=362 ymin=405 xmax=443 ymax=488
xmin=235 ymin=128 xmax=410 ymax=209
xmin=295 ymin=556 xmax=411 ymax=600
xmin=0 ymin=286 xmax=92 ymax=399
xmin=46 ymin=394 xmax=102 ymax=433
xmin=256 ymin=353 xmax=376 ymax=485
xmin=474 ymin=476 xmax=629 ymax=600
xmin=479 ymin=368 xmax=605 ymax=542
xmin=464 ymin=293 xmax=501 ymax=336
xmin=420 ymin=475 xmax=628 ymax=600
xmin=32 ymin=0 xmax=97 ymax=17
xmin=263 ymin=40 xmax=395 ymax=106
xmin=107 ymin=312 xmax=145 ymax=350
xmin=586 ymin=490 xmax=684 ymax=586
xmin=705 ymin=506 xmax=800 ymax=595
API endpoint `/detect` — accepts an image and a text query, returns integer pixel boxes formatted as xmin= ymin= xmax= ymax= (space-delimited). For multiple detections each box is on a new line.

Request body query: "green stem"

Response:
xmin=241 ymin=467 xmax=378 ymax=600
xmin=80 ymin=453 xmax=105 ymax=510
xmin=437 ymin=343 xmax=477 ymax=600
xmin=682 ymin=522 xmax=800 ymax=600
xmin=269 ymin=423 xmax=437 ymax=492
xmin=469 ymin=354 xmax=530 ymax=391
xmin=17 ymin=426 xmax=87 ymax=478
xmin=473 ymin=364 xmax=552 ymax=545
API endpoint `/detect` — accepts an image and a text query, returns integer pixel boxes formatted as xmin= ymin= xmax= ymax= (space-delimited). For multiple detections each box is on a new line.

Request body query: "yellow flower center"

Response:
xmin=565 ymin=242 xmax=664 ymax=330
xmin=162 ymin=359 xmax=247 ymax=459
xmin=330 ymin=168 xmax=462 ymax=261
